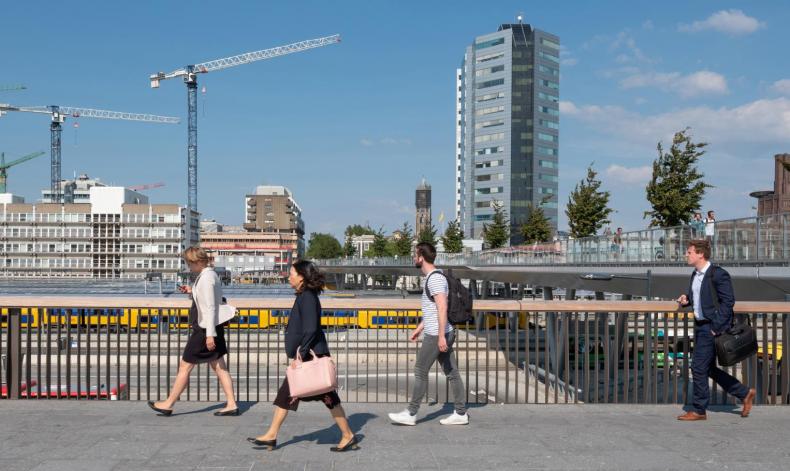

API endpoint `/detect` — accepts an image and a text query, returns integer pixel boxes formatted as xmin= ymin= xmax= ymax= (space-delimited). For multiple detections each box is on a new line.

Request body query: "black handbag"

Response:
xmin=708 ymin=270 xmax=757 ymax=366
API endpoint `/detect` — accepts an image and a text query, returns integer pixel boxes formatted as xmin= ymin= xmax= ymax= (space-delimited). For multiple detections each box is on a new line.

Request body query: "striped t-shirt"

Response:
xmin=421 ymin=269 xmax=453 ymax=336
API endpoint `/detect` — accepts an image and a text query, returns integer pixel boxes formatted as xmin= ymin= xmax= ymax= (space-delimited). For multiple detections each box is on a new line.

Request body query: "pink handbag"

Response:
xmin=285 ymin=349 xmax=338 ymax=399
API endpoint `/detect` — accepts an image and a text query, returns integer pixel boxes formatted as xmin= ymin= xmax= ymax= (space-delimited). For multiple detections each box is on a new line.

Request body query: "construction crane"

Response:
xmin=0 ymin=151 xmax=46 ymax=193
xmin=129 ymin=182 xmax=165 ymax=191
xmin=0 ymin=104 xmax=180 ymax=203
xmin=0 ymin=85 xmax=27 ymax=92
xmin=149 ymin=34 xmax=341 ymax=213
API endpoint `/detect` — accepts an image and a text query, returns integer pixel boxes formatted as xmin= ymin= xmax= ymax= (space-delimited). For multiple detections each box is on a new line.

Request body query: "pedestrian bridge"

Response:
xmin=316 ymin=213 xmax=790 ymax=300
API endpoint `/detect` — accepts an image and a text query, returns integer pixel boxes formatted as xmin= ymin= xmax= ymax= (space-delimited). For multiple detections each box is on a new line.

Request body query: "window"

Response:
xmin=476 ymin=105 xmax=505 ymax=116
xmin=543 ymin=201 xmax=559 ymax=209
xmin=539 ymin=79 xmax=559 ymax=90
xmin=476 ymin=146 xmax=503 ymax=156
xmin=475 ymin=187 xmax=503 ymax=195
xmin=539 ymin=160 xmax=558 ymax=169
xmin=539 ymin=51 xmax=559 ymax=63
xmin=475 ymin=65 xmax=505 ymax=77
xmin=512 ymin=64 xmax=532 ymax=72
xmin=539 ymin=187 xmax=555 ymax=194
xmin=538 ymin=132 xmax=558 ymax=143
xmin=539 ymin=65 xmax=559 ymax=77
xmin=539 ymin=106 xmax=559 ymax=116
xmin=515 ymin=78 xmax=532 ymax=86
xmin=476 ymin=91 xmax=505 ymax=103
xmin=541 ymin=38 xmax=560 ymax=50
xmin=539 ymin=174 xmax=559 ymax=183
xmin=475 ymin=159 xmax=504 ymax=169
xmin=538 ymin=146 xmax=558 ymax=156
xmin=475 ymin=119 xmax=504 ymax=129
xmin=538 ymin=92 xmax=559 ymax=104
xmin=476 ymin=51 xmax=505 ymax=63
xmin=474 ymin=214 xmax=493 ymax=221
xmin=539 ymin=119 xmax=559 ymax=129
xmin=475 ymin=173 xmax=504 ymax=182
xmin=477 ymin=78 xmax=505 ymax=89
xmin=474 ymin=132 xmax=504 ymax=144
xmin=512 ymin=105 xmax=522 ymax=112
xmin=475 ymin=37 xmax=505 ymax=50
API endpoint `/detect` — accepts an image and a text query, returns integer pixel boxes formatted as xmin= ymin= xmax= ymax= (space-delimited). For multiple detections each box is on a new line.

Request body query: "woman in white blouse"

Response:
xmin=148 ymin=247 xmax=238 ymax=416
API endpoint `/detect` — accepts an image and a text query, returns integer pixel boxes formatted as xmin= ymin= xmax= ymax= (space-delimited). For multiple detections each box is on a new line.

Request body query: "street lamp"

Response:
xmin=579 ymin=270 xmax=653 ymax=299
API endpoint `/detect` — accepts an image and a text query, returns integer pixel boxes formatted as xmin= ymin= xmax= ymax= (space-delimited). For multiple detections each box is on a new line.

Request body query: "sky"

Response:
xmin=2 ymin=1 xmax=789 ymax=241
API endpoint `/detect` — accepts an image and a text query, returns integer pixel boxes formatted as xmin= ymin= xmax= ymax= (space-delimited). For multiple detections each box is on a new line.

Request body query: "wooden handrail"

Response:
xmin=0 ymin=297 xmax=787 ymax=313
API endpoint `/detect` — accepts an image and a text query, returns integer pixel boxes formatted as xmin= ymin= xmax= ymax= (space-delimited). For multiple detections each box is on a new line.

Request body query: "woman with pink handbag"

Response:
xmin=247 ymin=260 xmax=357 ymax=452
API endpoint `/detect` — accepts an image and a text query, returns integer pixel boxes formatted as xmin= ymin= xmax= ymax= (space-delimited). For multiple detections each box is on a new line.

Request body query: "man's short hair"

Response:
xmin=688 ymin=239 xmax=711 ymax=260
xmin=415 ymin=242 xmax=437 ymax=263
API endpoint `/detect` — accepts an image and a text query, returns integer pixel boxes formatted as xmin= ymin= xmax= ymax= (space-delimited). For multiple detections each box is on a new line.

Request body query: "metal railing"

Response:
xmin=318 ymin=212 xmax=790 ymax=267
xmin=2 ymin=298 xmax=788 ymax=406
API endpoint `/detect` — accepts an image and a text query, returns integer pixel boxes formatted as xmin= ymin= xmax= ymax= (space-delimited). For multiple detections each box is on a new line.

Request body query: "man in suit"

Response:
xmin=676 ymin=239 xmax=756 ymax=421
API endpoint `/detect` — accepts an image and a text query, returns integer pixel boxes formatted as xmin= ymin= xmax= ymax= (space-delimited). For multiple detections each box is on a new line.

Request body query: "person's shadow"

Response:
xmin=254 ymin=412 xmax=377 ymax=448
xmin=416 ymin=402 xmax=488 ymax=424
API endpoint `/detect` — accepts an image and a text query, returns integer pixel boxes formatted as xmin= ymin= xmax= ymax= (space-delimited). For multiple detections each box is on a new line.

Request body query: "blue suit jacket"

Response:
xmin=685 ymin=264 xmax=735 ymax=333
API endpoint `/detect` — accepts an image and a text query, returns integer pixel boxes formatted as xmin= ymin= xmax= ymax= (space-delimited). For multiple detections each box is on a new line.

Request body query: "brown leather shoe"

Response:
xmin=741 ymin=388 xmax=756 ymax=418
xmin=677 ymin=411 xmax=707 ymax=421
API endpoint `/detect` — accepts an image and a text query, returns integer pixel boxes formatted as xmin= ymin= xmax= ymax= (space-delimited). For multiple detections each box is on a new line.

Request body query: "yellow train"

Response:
xmin=2 ymin=307 xmax=514 ymax=331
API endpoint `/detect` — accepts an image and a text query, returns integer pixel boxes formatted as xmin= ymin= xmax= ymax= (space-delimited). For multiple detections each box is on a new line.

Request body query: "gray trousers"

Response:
xmin=408 ymin=331 xmax=467 ymax=415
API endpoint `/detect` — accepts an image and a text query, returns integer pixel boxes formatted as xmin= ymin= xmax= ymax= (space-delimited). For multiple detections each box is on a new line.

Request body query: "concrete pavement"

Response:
xmin=0 ymin=401 xmax=788 ymax=470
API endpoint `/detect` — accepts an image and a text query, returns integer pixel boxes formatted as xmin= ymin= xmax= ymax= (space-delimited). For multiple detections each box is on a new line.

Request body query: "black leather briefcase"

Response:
xmin=715 ymin=321 xmax=758 ymax=367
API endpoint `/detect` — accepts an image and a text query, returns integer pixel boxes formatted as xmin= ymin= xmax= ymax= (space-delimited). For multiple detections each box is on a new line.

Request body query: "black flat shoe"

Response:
xmin=246 ymin=437 xmax=277 ymax=450
xmin=330 ymin=436 xmax=358 ymax=452
xmin=147 ymin=401 xmax=173 ymax=416
xmin=213 ymin=409 xmax=239 ymax=416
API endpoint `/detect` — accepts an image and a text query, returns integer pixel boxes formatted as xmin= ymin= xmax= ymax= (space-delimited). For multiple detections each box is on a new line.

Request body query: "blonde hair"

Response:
xmin=183 ymin=246 xmax=212 ymax=266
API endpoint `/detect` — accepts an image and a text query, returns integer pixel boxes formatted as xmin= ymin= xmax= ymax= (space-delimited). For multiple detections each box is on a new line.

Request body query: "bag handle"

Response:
xmin=294 ymin=348 xmax=318 ymax=364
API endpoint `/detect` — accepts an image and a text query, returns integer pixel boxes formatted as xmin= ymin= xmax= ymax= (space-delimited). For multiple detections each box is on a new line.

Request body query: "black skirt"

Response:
xmin=182 ymin=301 xmax=228 ymax=364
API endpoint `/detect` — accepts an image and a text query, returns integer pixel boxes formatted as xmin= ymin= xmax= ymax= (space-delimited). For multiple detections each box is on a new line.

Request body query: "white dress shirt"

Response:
xmin=692 ymin=261 xmax=711 ymax=321
xmin=193 ymin=267 xmax=222 ymax=337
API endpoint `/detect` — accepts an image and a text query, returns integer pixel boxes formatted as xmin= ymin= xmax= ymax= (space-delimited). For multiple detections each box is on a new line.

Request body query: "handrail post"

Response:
xmin=6 ymin=307 xmax=22 ymax=399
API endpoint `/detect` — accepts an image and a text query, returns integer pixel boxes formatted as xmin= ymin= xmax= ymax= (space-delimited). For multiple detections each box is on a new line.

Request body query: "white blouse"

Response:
xmin=192 ymin=267 xmax=223 ymax=337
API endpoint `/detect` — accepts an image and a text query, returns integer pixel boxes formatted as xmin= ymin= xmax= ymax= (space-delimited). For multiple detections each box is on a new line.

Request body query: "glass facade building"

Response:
xmin=456 ymin=23 xmax=559 ymax=245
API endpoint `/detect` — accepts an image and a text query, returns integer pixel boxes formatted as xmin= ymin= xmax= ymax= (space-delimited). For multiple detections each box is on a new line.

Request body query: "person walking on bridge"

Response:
xmin=676 ymin=240 xmax=755 ymax=421
xmin=389 ymin=242 xmax=468 ymax=426
xmin=147 ymin=247 xmax=238 ymax=417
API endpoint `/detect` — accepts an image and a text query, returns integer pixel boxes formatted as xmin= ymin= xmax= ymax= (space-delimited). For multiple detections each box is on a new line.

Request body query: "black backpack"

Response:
xmin=424 ymin=270 xmax=474 ymax=325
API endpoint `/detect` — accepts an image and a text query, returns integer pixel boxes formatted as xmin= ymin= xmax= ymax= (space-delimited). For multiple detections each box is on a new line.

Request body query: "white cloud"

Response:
xmin=609 ymin=31 xmax=653 ymax=64
xmin=360 ymin=137 xmax=411 ymax=147
xmin=560 ymin=45 xmax=578 ymax=67
xmin=620 ymin=70 xmax=728 ymax=97
xmin=679 ymin=9 xmax=765 ymax=35
xmin=642 ymin=20 xmax=654 ymax=31
xmin=560 ymin=97 xmax=790 ymax=147
xmin=606 ymin=165 xmax=652 ymax=185
xmin=771 ymin=79 xmax=790 ymax=96
xmin=360 ymin=138 xmax=373 ymax=147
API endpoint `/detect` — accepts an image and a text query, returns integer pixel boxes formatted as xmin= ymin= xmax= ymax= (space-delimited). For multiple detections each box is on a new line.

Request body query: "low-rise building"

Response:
xmin=0 ymin=187 xmax=198 ymax=279
xmin=200 ymin=230 xmax=300 ymax=282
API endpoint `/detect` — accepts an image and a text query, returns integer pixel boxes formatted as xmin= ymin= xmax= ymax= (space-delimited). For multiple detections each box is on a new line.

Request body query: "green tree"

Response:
xmin=393 ymin=222 xmax=414 ymax=257
xmin=565 ymin=164 xmax=614 ymax=238
xmin=305 ymin=232 xmax=342 ymax=259
xmin=441 ymin=219 xmax=464 ymax=253
xmin=344 ymin=224 xmax=375 ymax=238
xmin=417 ymin=224 xmax=437 ymax=246
xmin=342 ymin=237 xmax=356 ymax=257
xmin=644 ymin=128 xmax=710 ymax=227
xmin=521 ymin=202 xmax=553 ymax=244
xmin=482 ymin=201 xmax=509 ymax=249
xmin=365 ymin=229 xmax=392 ymax=257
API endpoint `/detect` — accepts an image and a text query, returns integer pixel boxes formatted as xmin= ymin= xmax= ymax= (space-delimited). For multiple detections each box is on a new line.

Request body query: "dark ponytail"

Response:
xmin=292 ymin=260 xmax=325 ymax=294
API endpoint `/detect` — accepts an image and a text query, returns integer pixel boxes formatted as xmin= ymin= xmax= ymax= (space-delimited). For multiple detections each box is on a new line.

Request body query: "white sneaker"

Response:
xmin=439 ymin=412 xmax=469 ymax=425
xmin=388 ymin=409 xmax=417 ymax=426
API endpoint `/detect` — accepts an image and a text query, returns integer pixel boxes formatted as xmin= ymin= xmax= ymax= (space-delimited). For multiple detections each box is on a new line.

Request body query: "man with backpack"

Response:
xmin=388 ymin=242 xmax=469 ymax=426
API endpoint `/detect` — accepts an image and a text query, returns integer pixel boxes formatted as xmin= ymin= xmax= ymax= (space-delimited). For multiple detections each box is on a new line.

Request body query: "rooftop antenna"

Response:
xmin=517 ymin=12 xmax=523 ymax=24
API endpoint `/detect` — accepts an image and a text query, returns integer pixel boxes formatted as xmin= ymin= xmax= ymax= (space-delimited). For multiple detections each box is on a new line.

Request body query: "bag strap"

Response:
xmin=424 ymin=270 xmax=446 ymax=301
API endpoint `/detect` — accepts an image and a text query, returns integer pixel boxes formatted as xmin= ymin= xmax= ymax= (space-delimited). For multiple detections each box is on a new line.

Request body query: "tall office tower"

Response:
xmin=415 ymin=178 xmax=432 ymax=235
xmin=457 ymin=20 xmax=559 ymax=245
